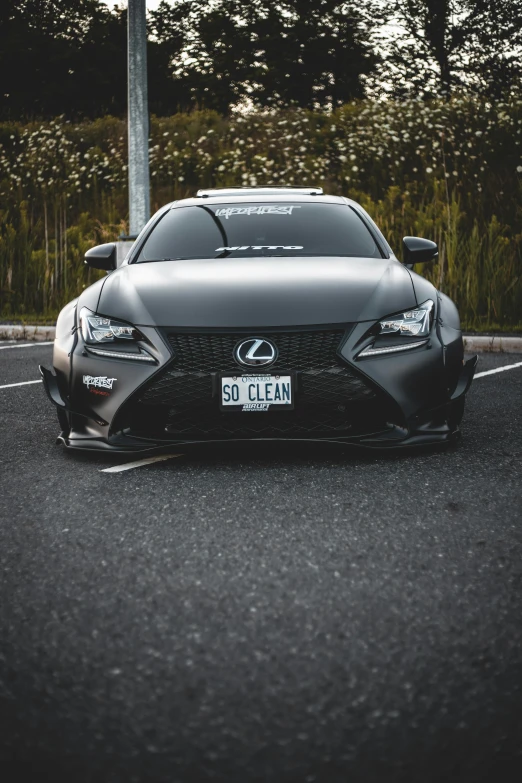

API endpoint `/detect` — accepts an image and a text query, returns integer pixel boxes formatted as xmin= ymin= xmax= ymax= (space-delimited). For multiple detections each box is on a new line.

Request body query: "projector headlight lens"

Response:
xmin=80 ymin=308 xmax=141 ymax=344
xmin=378 ymin=299 xmax=434 ymax=337
xmin=357 ymin=300 xmax=434 ymax=359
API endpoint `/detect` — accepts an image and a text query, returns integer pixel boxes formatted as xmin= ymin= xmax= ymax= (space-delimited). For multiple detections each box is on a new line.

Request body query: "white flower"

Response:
xmin=351 ymin=165 xmax=358 ymax=172
xmin=178 ymin=176 xmax=184 ymax=182
xmin=426 ymin=167 xmax=433 ymax=174
xmin=517 ymin=165 xmax=522 ymax=173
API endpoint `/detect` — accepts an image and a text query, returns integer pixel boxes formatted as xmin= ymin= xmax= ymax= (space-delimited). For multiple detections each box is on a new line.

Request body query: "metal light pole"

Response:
xmin=127 ymin=0 xmax=150 ymax=238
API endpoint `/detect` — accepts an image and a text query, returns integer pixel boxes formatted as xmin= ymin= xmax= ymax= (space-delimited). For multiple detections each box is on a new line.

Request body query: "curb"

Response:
xmin=1 ymin=325 xmax=522 ymax=352
xmin=0 ymin=324 xmax=56 ymax=341
xmin=463 ymin=335 xmax=522 ymax=353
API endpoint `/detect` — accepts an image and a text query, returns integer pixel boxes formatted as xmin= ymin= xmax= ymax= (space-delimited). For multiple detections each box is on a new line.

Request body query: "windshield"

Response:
xmin=135 ymin=202 xmax=382 ymax=262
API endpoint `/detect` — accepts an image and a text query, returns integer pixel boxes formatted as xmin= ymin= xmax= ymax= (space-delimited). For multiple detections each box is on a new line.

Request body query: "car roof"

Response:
xmin=197 ymin=186 xmax=324 ymax=197
xmin=170 ymin=188 xmax=353 ymax=208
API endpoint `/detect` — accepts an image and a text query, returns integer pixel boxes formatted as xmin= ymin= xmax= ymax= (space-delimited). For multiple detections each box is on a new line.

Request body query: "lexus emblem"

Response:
xmin=234 ymin=338 xmax=277 ymax=367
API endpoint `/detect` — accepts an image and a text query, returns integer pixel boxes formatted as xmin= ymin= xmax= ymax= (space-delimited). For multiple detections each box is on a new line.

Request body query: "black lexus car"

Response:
xmin=40 ymin=186 xmax=477 ymax=453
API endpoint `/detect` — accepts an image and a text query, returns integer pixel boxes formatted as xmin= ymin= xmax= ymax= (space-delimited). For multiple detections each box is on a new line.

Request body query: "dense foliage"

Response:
xmin=0 ymin=0 xmax=182 ymax=119
xmin=1 ymin=99 xmax=521 ymax=328
xmin=378 ymin=0 xmax=522 ymax=100
xmin=2 ymin=1 xmax=521 ymax=120
xmin=150 ymin=0 xmax=378 ymax=112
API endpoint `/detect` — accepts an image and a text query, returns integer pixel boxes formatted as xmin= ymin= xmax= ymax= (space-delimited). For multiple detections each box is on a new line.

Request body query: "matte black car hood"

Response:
xmin=97 ymin=256 xmax=417 ymax=327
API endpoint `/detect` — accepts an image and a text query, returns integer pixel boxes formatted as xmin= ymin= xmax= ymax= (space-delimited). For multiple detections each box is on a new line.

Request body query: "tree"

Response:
xmin=0 ymin=0 xmax=183 ymax=120
xmin=378 ymin=0 xmax=522 ymax=99
xmin=150 ymin=0 xmax=379 ymax=112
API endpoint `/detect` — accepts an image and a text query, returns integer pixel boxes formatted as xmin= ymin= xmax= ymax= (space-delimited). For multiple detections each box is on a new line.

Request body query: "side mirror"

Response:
xmin=402 ymin=236 xmax=438 ymax=269
xmin=84 ymin=242 xmax=117 ymax=271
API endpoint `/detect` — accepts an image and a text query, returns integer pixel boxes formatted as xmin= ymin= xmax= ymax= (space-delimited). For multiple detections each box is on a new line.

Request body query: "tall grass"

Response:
xmin=0 ymin=98 xmax=521 ymax=328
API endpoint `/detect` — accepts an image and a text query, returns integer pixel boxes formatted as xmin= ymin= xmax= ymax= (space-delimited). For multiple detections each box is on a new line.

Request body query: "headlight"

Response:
xmin=378 ymin=299 xmax=434 ymax=337
xmin=79 ymin=308 xmax=155 ymax=362
xmin=357 ymin=300 xmax=434 ymax=358
xmin=80 ymin=308 xmax=141 ymax=344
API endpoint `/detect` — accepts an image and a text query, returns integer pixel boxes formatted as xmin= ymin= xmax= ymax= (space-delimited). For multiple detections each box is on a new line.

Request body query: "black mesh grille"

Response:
xmin=166 ymin=330 xmax=344 ymax=371
xmin=120 ymin=328 xmax=391 ymax=440
xmin=165 ymin=407 xmax=369 ymax=437
xmin=140 ymin=370 xmax=213 ymax=410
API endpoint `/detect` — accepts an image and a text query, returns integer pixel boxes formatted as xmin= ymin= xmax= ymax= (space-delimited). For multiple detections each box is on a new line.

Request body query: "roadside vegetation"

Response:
xmin=1 ymin=98 xmax=521 ymax=329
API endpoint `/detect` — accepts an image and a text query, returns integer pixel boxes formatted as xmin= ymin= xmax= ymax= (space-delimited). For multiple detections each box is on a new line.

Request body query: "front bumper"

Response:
xmin=41 ymin=323 xmax=477 ymax=454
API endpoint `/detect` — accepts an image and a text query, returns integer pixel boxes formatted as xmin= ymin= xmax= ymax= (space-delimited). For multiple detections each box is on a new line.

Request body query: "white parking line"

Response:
xmin=0 ymin=379 xmax=43 ymax=390
xmin=100 ymin=454 xmax=183 ymax=473
xmin=474 ymin=361 xmax=522 ymax=379
xmin=0 ymin=342 xmax=53 ymax=350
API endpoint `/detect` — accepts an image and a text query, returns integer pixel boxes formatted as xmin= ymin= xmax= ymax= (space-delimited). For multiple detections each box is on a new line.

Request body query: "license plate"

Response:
xmin=221 ymin=374 xmax=293 ymax=411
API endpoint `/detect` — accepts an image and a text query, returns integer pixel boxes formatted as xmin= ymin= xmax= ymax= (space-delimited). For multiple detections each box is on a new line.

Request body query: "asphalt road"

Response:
xmin=1 ymin=343 xmax=521 ymax=783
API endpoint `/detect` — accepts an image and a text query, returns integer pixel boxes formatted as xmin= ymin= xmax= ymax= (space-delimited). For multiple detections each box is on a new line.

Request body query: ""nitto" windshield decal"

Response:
xmin=215 ymin=245 xmax=303 ymax=251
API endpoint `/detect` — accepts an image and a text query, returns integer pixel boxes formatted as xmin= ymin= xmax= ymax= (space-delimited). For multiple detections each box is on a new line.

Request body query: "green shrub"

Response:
xmin=0 ymin=99 xmax=521 ymax=327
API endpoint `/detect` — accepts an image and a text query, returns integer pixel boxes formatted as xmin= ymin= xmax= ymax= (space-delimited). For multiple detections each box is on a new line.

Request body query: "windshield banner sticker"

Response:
xmin=215 ymin=206 xmax=301 ymax=219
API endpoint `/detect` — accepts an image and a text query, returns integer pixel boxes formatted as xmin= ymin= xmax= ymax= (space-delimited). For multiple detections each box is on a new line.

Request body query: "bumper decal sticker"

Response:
xmin=83 ymin=375 xmax=117 ymax=390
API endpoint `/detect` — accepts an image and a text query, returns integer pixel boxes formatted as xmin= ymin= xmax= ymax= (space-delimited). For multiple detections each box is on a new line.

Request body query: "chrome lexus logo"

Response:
xmin=234 ymin=338 xmax=277 ymax=367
